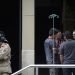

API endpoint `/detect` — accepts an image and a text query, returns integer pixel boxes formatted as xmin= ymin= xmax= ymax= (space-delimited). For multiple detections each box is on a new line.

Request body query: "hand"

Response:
xmin=52 ymin=48 xmax=58 ymax=53
xmin=4 ymin=56 xmax=8 ymax=60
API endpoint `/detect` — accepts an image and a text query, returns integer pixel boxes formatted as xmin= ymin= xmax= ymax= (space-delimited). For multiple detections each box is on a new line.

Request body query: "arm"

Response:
xmin=3 ymin=46 xmax=11 ymax=60
xmin=59 ymin=42 xmax=64 ymax=64
xmin=44 ymin=40 xmax=53 ymax=64
xmin=52 ymin=47 xmax=59 ymax=54
xmin=0 ymin=43 xmax=11 ymax=60
xmin=60 ymin=54 xmax=64 ymax=64
xmin=52 ymin=40 xmax=59 ymax=54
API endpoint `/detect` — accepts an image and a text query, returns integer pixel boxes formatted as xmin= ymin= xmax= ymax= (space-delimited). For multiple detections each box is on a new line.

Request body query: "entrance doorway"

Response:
xmin=0 ymin=0 xmax=22 ymax=73
xmin=35 ymin=0 xmax=75 ymax=75
xmin=35 ymin=0 xmax=63 ymax=75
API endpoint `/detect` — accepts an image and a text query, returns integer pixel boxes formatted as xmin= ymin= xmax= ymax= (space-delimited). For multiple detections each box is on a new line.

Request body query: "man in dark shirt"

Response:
xmin=59 ymin=31 xmax=75 ymax=75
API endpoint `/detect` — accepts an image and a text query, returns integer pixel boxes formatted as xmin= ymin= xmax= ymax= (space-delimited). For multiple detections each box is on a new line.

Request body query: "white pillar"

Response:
xmin=22 ymin=0 xmax=34 ymax=75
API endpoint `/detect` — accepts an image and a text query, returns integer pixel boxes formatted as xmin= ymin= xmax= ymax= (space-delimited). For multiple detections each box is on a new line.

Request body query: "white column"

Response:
xmin=22 ymin=0 xmax=34 ymax=75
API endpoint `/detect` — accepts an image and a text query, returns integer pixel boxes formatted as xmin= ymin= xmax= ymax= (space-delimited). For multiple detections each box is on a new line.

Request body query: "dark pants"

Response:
xmin=58 ymin=68 xmax=63 ymax=75
xmin=49 ymin=68 xmax=59 ymax=75
xmin=63 ymin=68 xmax=75 ymax=75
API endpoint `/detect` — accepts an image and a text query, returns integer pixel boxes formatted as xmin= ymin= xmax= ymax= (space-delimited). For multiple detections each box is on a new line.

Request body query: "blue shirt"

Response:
xmin=44 ymin=38 xmax=57 ymax=64
xmin=59 ymin=40 xmax=75 ymax=64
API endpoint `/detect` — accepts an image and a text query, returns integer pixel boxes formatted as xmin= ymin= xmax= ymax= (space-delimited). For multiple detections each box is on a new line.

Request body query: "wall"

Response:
xmin=22 ymin=0 xmax=34 ymax=75
xmin=62 ymin=0 xmax=75 ymax=31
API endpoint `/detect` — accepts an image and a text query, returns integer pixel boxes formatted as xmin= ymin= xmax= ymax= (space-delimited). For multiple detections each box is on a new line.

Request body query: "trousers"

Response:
xmin=63 ymin=68 xmax=75 ymax=75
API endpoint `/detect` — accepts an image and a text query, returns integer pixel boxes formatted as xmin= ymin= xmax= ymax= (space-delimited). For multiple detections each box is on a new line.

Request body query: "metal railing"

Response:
xmin=11 ymin=64 xmax=75 ymax=75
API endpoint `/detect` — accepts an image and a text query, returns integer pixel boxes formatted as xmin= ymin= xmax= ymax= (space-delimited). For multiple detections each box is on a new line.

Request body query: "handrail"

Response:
xmin=11 ymin=64 xmax=75 ymax=75
xmin=11 ymin=65 xmax=30 ymax=75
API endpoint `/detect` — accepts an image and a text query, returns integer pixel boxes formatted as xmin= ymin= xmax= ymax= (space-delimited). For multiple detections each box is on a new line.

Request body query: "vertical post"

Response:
xmin=36 ymin=67 xmax=38 ymax=75
xmin=49 ymin=14 xmax=59 ymax=75
xmin=53 ymin=17 xmax=55 ymax=64
xmin=49 ymin=14 xmax=59 ymax=64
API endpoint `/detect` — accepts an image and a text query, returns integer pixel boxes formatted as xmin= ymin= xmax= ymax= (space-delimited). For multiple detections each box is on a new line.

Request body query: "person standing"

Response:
xmin=0 ymin=31 xmax=12 ymax=75
xmin=44 ymin=28 xmax=60 ymax=75
xmin=55 ymin=31 xmax=64 ymax=75
xmin=59 ymin=31 xmax=75 ymax=75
